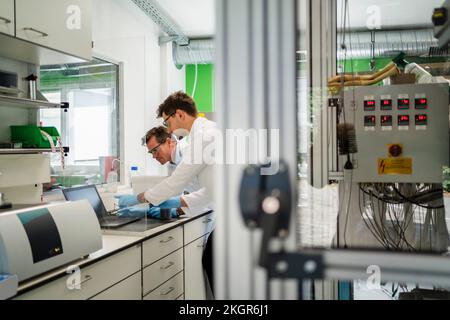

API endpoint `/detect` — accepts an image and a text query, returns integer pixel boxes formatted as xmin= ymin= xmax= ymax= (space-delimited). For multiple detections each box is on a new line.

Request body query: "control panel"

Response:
xmin=343 ymin=83 xmax=449 ymax=183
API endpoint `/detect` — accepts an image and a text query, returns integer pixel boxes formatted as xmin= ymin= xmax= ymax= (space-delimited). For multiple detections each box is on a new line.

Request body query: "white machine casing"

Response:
xmin=0 ymin=200 xmax=102 ymax=282
xmin=343 ymin=83 xmax=450 ymax=183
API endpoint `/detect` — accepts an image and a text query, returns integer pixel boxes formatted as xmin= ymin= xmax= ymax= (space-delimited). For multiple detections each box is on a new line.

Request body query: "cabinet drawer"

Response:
xmin=90 ymin=272 xmax=142 ymax=300
xmin=143 ymin=249 xmax=183 ymax=296
xmin=143 ymin=227 xmax=183 ymax=267
xmin=184 ymin=213 xmax=215 ymax=244
xmin=144 ymin=272 xmax=183 ymax=301
xmin=15 ymin=0 xmax=92 ymax=60
xmin=16 ymin=245 xmax=141 ymax=300
xmin=0 ymin=0 xmax=14 ymax=36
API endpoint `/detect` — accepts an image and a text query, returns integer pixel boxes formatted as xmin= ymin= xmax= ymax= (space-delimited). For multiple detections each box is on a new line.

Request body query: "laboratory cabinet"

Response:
xmin=143 ymin=249 xmax=184 ymax=296
xmin=90 ymin=272 xmax=142 ymax=301
xmin=184 ymin=235 xmax=209 ymax=300
xmin=184 ymin=212 xmax=214 ymax=244
xmin=15 ymin=0 xmax=92 ymax=61
xmin=14 ymin=213 xmax=214 ymax=300
xmin=143 ymin=272 xmax=184 ymax=301
xmin=142 ymin=226 xmax=183 ymax=268
xmin=0 ymin=0 xmax=15 ymax=36
xmin=15 ymin=244 xmax=142 ymax=300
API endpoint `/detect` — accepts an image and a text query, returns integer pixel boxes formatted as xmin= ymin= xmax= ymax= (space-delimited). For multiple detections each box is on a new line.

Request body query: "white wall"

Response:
xmin=91 ymin=0 xmax=185 ymax=184
xmin=337 ymin=0 xmax=443 ymax=29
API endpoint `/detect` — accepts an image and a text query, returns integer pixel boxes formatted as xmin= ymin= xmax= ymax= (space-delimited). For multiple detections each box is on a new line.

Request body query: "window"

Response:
xmin=39 ymin=58 xmax=120 ymax=187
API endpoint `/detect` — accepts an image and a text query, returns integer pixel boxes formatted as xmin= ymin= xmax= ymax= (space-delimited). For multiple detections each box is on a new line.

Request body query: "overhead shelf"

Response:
xmin=0 ymin=147 xmax=69 ymax=155
xmin=0 ymin=95 xmax=69 ymax=110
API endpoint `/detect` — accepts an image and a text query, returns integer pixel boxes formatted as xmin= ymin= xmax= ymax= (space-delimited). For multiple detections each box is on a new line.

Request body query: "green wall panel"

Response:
xmin=186 ymin=64 xmax=214 ymax=113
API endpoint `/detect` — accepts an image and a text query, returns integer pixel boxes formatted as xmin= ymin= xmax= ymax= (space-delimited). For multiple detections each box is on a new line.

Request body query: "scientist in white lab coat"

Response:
xmin=139 ymin=91 xmax=217 ymax=298
xmin=137 ymin=91 xmax=217 ymax=213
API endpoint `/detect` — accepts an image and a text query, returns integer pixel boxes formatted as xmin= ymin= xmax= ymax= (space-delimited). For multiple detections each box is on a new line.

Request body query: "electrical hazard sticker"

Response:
xmin=378 ymin=158 xmax=412 ymax=175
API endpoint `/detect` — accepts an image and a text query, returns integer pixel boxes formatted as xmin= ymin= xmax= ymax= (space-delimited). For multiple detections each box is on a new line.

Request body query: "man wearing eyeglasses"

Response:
xmin=136 ymin=91 xmax=217 ymax=214
xmin=143 ymin=126 xmax=199 ymax=195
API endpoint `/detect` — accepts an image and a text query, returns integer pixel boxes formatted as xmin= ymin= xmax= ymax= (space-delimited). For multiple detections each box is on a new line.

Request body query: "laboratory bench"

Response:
xmin=12 ymin=210 xmax=215 ymax=300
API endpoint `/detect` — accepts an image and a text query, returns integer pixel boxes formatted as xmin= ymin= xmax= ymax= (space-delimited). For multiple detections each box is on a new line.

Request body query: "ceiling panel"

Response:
xmin=154 ymin=0 xmax=215 ymax=37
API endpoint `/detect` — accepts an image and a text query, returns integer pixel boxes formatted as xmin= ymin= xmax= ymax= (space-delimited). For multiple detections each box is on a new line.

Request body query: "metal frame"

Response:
xmin=215 ymin=0 xmax=298 ymax=300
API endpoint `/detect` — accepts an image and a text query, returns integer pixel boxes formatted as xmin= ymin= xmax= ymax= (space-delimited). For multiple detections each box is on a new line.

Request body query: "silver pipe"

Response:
xmin=131 ymin=0 xmax=189 ymax=46
xmin=172 ymin=39 xmax=214 ymax=65
xmin=171 ymin=29 xmax=437 ymax=66
xmin=338 ymin=29 xmax=438 ymax=59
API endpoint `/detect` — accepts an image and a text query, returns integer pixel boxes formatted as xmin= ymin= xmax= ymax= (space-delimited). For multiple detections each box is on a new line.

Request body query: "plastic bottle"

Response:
xmin=129 ymin=166 xmax=139 ymax=188
xmin=106 ymin=170 xmax=119 ymax=193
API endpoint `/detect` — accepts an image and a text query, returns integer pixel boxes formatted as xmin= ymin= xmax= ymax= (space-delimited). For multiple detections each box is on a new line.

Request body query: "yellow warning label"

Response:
xmin=378 ymin=158 xmax=412 ymax=175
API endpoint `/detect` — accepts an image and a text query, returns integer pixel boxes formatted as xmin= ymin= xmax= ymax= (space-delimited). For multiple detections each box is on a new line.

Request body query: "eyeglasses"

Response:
xmin=148 ymin=142 xmax=163 ymax=156
xmin=162 ymin=112 xmax=176 ymax=128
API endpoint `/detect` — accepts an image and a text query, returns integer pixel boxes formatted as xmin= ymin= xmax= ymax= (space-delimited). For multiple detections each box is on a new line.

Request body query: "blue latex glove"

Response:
xmin=157 ymin=196 xmax=182 ymax=209
xmin=116 ymin=205 xmax=149 ymax=218
xmin=148 ymin=207 xmax=178 ymax=220
xmin=115 ymin=195 xmax=140 ymax=209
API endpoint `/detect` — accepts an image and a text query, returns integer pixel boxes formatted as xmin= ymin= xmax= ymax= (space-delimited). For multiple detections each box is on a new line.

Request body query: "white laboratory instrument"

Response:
xmin=0 ymin=200 xmax=102 ymax=282
xmin=0 ymin=274 xmax=18 ymax=300
xmin=131 ymin=175 xmax=166 ymax=194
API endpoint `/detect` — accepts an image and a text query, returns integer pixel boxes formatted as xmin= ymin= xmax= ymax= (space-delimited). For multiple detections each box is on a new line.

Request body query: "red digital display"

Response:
xmin=417 ymin=115 xmax=427 ymax=121
xmin=415 ymin=98 xmax=428 ymax=109
xmin=417 ymin=99 xmax=427 ymax=105
xmin=398 ymin=115 xmax=410 ymax=126
xmin=364 ymin=115 xmax=376 ymax=126
xmin=399 ymin=99 xmax=410 ymax=105
xmin=364 ymin=100 xmax=376 ymax=110
xmin=398 ymin=98 xmax=410 ymax=110
xmin=380 ymin=99 xmax=392 ymax=110
xmin=399 ymin=115 xmax=409 ymax=122
xmin=415 ymin=114 xmax=428 ymax=125
xmin=381 ymin=115 xmax=392 ymax=124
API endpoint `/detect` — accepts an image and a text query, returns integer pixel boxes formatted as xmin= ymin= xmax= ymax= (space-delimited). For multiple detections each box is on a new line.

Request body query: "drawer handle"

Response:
xmin=203 ymin=219 xmax=213 ymax=224
xmin=160 ymin=261 xmax=175 ymax=270
xmin=0 ymin=16 xmax=11 ymax=24
xmin=23 ymin=27 xmax=49 ymax=37
xmin=160 ymin=236 xmax=174 ymax=244
xmin=75 ymin=275 xmax=93 ymax=287
xmin=161 ymin=287 xmax=175 ymax=296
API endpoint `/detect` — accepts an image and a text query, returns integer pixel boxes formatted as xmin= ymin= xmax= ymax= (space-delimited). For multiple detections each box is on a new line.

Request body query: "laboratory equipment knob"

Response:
xmin=389 ymin=144 xmax=403 ymax=158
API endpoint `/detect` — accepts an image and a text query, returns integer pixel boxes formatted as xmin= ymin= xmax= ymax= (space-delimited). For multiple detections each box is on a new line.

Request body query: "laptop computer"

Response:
xmin=62 ymin=185 xmax=141 ymax=228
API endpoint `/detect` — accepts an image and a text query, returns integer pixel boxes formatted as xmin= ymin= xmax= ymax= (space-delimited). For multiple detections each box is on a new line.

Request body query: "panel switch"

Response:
xmin=389 ymin=144 xmax=403 ymax=158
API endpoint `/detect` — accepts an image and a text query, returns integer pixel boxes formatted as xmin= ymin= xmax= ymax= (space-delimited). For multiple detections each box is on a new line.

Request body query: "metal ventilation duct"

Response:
xmin=172 ymin=39 xmax=214 ymax=65
xmin=170 ymin=29 xmax=437 ymax=65
xmin=338 ymin=29 xmax=438 ymax=59
xmin=131 ymin=0 xmax=189 ymax=46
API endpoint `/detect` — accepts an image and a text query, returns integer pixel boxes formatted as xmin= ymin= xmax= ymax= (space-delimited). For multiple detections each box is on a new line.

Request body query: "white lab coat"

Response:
xmin=167 ymin=137 xmax=201 ymax=194
xmin=144 ymin=117 xmax=217 ymax=212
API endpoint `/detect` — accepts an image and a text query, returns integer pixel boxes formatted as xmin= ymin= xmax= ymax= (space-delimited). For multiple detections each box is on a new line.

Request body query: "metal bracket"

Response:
xmin=159 ymin=35 xmax=189 ymax=46
xmin=328 ymin=171 xmax=344 ymax=182
xmin=328 ymin=97 xmax=341 ymax=108
xmin=60 ymin=102 xmax=69 ymax=112
xmin=267 ymin=252 xmax=325 ymax=280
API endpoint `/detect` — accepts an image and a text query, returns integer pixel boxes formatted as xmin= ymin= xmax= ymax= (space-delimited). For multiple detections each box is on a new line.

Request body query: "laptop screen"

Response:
xmin=62 ymin=185 xmax=107 ymax=220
